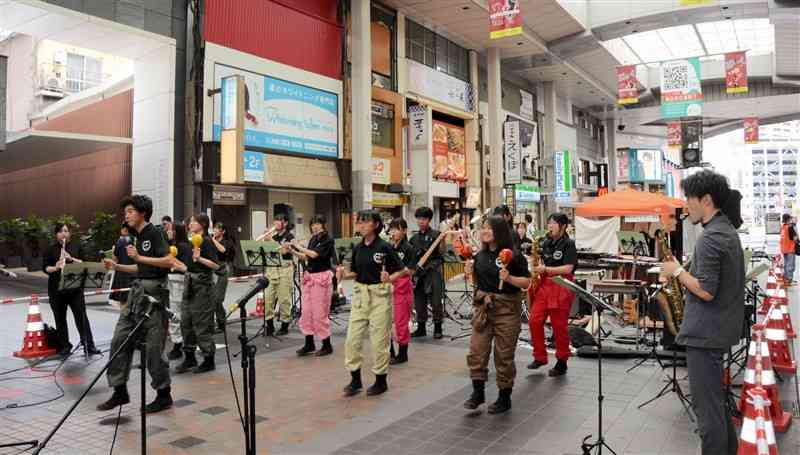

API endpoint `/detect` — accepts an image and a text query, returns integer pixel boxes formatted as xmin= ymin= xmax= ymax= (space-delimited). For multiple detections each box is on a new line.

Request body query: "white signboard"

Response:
xmin=407 ymin=59 xmax=473 ymax=112
xmin=520 ymin=90 xmax=534 ymax=121
xmin=504 ymin=121 xmax=522 ymax=185
xmin=408 ymin=105 xmax=427 ymax=148
xmin=372 ymin=158 xmax=391 ymax=185
xmin=213 ymin=63 xmax=338 ymax=158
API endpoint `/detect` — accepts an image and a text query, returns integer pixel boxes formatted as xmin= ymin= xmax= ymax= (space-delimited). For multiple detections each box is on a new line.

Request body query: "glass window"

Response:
xmin=66 ymin=53 xmax=102 ymax=93
xmin=371 ymin=101 xmax=394 ymax=149
xmin=406 ymin=19 xmax=470 ymax=82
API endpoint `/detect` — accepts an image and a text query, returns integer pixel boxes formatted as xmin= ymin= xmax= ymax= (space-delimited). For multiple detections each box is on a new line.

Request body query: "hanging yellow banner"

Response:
xmin=680 ymin=0 xmax=714 ymax=5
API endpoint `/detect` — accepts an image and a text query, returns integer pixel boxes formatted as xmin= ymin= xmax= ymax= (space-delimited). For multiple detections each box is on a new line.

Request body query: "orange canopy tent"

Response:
xmin=575 ymin=189 xmax=684 ymax=220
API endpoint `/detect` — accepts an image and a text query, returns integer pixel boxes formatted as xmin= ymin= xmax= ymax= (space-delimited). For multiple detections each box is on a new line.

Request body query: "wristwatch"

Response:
xmin=671 ymin=266 xmax=684 ymax=278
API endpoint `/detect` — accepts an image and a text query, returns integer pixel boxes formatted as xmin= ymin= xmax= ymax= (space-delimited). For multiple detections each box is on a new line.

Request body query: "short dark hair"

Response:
xmin=309 ymin=214 xmax=327 ymax=232
xmin=357 ymin=210 xmax=384 ymax=235
xmin=492 ymin=204 xmax=512 ymax=217
xmin=120 ymin=195 xmax=154 ymax=221
xmin=192 ymin=213 xmax=211 ymax=232
xmin=482 ymin=215 xmax=515 ymax=253
xmin=388 ymin=217 xmax=408 ymax=231
xmin=680 ymin=170 xmax=730 ymax=209
xmin=414 ymin=206 xmax=433 ymax=220
xmin=161 ymin=215 xmax=172 ymax=223
xmin=547 ymin=213 xmax=570 ymax=227
xmin=172 ymin=222 xmax=188 ymax=245
xmin=525 ymin=214 xmax=532 ymax=223
xmin=53 ymin=222 xmax=69 ymax=236
xmin=274 ymin=213 xmax=289 ymax=223
xmin=783 ymin=214 xmax=792 ymax=223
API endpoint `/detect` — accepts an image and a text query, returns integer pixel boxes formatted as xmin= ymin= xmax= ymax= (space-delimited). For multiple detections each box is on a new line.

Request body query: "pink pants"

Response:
xmin=393 ymin=275 xmax=413 ymax=346
xmin=300 ymin=270 xmax=333 ymax=340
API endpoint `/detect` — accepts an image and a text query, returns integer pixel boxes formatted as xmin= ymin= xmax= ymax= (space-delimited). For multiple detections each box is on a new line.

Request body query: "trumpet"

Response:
xmin=255 ymin=226 xmax=277 ymax=241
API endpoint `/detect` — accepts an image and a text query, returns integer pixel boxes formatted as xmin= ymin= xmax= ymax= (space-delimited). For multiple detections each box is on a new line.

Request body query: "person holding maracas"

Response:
xmin=165 ymin=222 xmax=192 ymax=361
xmin=175 ymin=214 xmax=220 ymax=374
xmin=463 ymin=216 xmax=530 ymax=414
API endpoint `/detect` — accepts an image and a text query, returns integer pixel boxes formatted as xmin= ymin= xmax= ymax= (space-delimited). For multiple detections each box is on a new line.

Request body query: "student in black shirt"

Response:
xmin=175 ymin=214 xmax=220 ymax=374
xmin=99 ymin=195 xmax=182 ymax=414
xmin=463 ymin=216 xmax=530 ymax=414
xmin=493 ymin=204 xmax=521 ymax=249
xmin=290 ymin=215 xmax=336 ymax=357
xmin=165 ymin=222 xmax=192 ymax=361
xmin=43 ymin=222 xmax=100 ymax=357
xmin=211 ymin=222 xmax=236 ymax=332
xmin=339 ymin=210 xmax=404 ymax=397
xmin=409 ymin=206 xmax=447 ymax=339
xmin=388 ymin=218 xmax=416 ymax=365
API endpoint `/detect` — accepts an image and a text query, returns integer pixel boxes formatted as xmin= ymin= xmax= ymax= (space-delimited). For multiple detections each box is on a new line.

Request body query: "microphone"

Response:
xmin=228 ymin=276 xmax=269 ymax=313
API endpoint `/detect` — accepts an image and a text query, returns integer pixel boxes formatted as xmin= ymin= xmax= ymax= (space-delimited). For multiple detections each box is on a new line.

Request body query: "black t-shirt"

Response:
xmin=187 ymin=235 xmax=219 ymax=275
xmin=409 ymin=228 xmax=442 ymax=266
xmin=273 ymin=230 xmax=295 ymax=260
xmin=306 ymin=232 xmax=334 ymax=274
xmin=539 ymin=235 xmax=578 ymax=270
xmin=351 ymin=237 xmax=403 ymax=285
xmin=43 ymin=241 xmax=82 ymax=295
xmin=170 ymin=240 xmax=193 ymax=275
xmin=113 ymin=237 xmax=135 ymax=266
xmin=134 ymin=223 xmax=169 ymax=280
xmin=473 ymin=248 xmax=530 ymax=294
xmin=215 ymin=237 xmax=236 ymax=263
xmin=393 ymin=239 xmax=418 ymax=269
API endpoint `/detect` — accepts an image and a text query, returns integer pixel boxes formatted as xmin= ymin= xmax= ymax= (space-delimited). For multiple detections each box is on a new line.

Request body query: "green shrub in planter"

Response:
xmin=0 ymin=218 xmax=26 ymax=267
xmin=81 ymin=212 xmax=118 ymax=262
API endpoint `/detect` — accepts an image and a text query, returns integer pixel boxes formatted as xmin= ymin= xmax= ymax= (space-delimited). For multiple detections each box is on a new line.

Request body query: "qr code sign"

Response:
xmin=662 ymin=65 xmax=688 ymax=91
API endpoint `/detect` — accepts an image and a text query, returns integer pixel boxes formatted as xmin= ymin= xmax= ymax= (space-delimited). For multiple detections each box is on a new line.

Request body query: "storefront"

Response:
xmin=514 ymin=184 xmax=541 ymax=226
xmin=371 ymin=86 xmax=405 ymax=222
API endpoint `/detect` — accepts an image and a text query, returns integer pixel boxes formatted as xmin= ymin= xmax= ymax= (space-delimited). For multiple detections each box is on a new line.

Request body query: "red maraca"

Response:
xmin=498 ymin=248 xmax=513 ymax=290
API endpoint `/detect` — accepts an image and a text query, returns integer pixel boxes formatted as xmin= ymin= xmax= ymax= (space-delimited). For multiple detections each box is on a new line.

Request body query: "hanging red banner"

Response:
xmin=616 ymin=65 xmax=639 ymax=105
xmin=667 ymin=121 xmax=682 ymax=148
xmin=744 ymin=117 xmax=759 ymax=144
xmin=432 ymin=120 xmax=467 ymax=182
xmin=489 ymin=0 xmax=522 ymax=39
xmin=725 ymin=51 xmax=748 ymax=94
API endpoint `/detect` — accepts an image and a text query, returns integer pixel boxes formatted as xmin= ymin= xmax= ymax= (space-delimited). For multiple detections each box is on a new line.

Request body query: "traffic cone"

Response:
xmin=759 ymin=294 xmax=786 ymax=316
xmin=13 ymin=294 xmax=57 ymax=359
xmin=739 ymin=324 xmax=792 ymax=433
xmin=249 ymin=295 xmax=265 ymax=318
xmin=737 ymin=387 xmax=778 ymax=455
xmin=765 ymin=275 xmax=780 ymax=290
xmin=777 ymin=300 xmax=795 ymax=339
xmin=764 ymin=306 xmax=796 ymax=376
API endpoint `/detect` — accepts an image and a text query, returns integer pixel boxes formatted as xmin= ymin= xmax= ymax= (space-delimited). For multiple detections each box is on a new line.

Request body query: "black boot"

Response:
xmin=167 ymin=343 xmax=183 ymax=361
xmin=296 ymin=335 xmax=316 ymax=357
xmin=343 ymin=369 xmax=363 ymax=397
xmin=527 ymin=359 xmax=546 ymax=370
xmin=86 ymin=344 xmax=102 ymax=356
xmin=411 ymin=325 xmax=427 ymax=338
xmin=487 ymin=388 xmax=512 ymax=414
xmin=193 ymin=355 xmax=216 ymax=373
xmin=315 ymin=337 xmax=333 ymax=356
xmin=96 ymin=385 xmax=130 ymax=411
xmin=390 ymin=344 xmax=408 ymax=365
xmin=265 ymin=319 xmax=275 ymax=336
xmin=144 ymin=387 xmax=173 ymax=414
xmin=433 ymin=322 xmax=443 ymax=339
xmin=367 ymin=374 xmax=388 ymax=396
xmin=548 ymin=359 xmax=568 ymax=377
xmin=463 ymin=380 xmax=485 ymax=409
xmin=175 ymin=351 xmax=197 ymax=374
xmin=277 ymin=322 xmax=290 ymax=336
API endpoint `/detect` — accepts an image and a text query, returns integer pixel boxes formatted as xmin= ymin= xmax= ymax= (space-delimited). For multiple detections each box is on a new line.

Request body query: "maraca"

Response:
xmin=498 ymin=248 xmax=513 ymax=290
xmin=191 ymin=234 xmax=203 ymax=249
xmin=169 ymin=245 xmax=178 ymax=257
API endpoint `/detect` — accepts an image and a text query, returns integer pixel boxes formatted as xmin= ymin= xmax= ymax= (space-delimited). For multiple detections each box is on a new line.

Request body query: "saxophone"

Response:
xmin=527 ymin=235 xmax=545 ymax=298
xmin=656 ymin=230 xmax=684 ymax=336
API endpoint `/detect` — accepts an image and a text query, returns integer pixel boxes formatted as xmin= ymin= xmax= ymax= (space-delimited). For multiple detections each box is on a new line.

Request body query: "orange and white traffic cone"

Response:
xmin=739 ymin=324 xmax=792 ymax=432
xmin=764 ymin=306 xmax=796 ymax=376
xmin=765 ymin=274 xmax=780 ymax=290
xmin=759 ymin=293 xmax=786 ymax=316
xmin=249 ymin=295 xmax=265 ymax=318
xmin=13 ymin=294 xmax=57 ymax=359
xmin=737 ymin=387 xmax=778 ymax=455
xmin=777 ymin=300 xmax=795 ymax=339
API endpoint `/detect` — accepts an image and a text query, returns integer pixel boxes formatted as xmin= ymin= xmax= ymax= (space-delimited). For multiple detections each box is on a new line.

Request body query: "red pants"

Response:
xmin=529 ymin=277 xmax=573 ymax=364
xmin=300 ymin=270 xmax=333 ymax=340
xmin=393 ymin=275 xmax=413 ymax=346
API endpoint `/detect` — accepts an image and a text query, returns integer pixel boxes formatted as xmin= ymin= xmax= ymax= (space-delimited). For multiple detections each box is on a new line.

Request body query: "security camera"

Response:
xmin=617 ymin=124 xmax=626 ymax=132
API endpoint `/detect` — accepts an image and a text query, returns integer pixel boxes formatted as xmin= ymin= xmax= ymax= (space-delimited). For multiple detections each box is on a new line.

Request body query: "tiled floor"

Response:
xmin=0 ymin=270 xmax=797 ymax=454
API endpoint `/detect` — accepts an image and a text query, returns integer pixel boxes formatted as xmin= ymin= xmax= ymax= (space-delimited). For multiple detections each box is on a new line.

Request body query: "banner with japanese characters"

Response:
xmin=489 ymin=0 xmax=522 ymax=39
xmin=744 ymin=117 xmax=759 ymax=144
xmin=617 ymin=65 xmax=639 ymax=105
xmin=725 ymin=51 xmax=748 ymax=94
xmin=667 ymin=121 xmax=682 ymax=148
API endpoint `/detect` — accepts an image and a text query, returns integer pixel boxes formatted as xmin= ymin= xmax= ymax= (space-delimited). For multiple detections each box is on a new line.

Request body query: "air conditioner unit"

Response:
xmin=44 ymin=72 xmax=64 ymax=91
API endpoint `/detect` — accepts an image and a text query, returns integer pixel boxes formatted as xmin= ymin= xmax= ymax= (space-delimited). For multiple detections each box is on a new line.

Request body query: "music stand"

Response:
xmin=240 ymin=240 xmax=283 ymax=340
xmin=552 ymin=276 xmax=621 ymax=455
xmin=59 ymin=261 xmax=106 ymax=358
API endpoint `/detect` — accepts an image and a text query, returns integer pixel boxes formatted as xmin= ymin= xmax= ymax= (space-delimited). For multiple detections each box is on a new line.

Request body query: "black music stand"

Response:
xmin=59 ymin=261 xmax=106 ymax=358
xmin=241 ymin=240 xmax=282 ymax=341
xmin=626 ymin=284 xmax=668 ymax=373
xmin=553 ymin=276 xmax=622 ymax=455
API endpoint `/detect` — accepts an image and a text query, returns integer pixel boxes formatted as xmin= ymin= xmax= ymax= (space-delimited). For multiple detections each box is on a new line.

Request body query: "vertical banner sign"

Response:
xmin=616 ymin=65 xmax=639 ymax=105
xmin=667 ymin=121 xmax=682 ymax=148
xmin=744 ymin=117 xmax=759 ymax=144
xmin=660 ymin=57 xmax=703 ymax=119
xmin=221 ymin=76 xmax=238 ymax=130
xmin=615 ymin=149 xmax=630 ymax=183
xmin=489 ymin=0 xmax=522 ymax=39
xmin=243 ymin=150 xmax=265 ymax=183
xmin=520 ymin=90 xmax=534 ymax=121
xmin=554 ymin=150 xmax=571 ymax=200
xmin=503 ymin=121 xmax=522 ymax=185
xmin=431 ymin=120 xmax=467 ymax=181
xmin=725 ymin=51 xmax=748 ymax=94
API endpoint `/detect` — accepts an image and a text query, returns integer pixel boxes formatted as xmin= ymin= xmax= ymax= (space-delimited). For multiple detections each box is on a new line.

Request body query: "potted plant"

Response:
xmin=22 ymin=215 xmax=50 ymax=272
xmin=0 ymin=218 xmax=27 ymax=268
xmin=82 ymin=212 xmax=117 ymax=262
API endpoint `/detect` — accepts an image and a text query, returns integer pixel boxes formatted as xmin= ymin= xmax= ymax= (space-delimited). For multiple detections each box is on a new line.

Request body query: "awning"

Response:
xmin=575 ymin=189 xmax=684 ymax=219
xmin=1 ymin=130 xmax=132 ymax=174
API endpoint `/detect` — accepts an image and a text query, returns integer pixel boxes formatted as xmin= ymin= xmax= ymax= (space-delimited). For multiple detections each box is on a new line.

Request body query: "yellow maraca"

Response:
xmin=191 ymin=234 xmax=203 ymax=249
xmin=169 ymin=245 xmax=178 ymax=257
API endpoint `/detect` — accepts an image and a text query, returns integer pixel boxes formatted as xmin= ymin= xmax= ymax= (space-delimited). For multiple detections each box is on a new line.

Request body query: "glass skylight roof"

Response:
xmin=602 ymin=19 xmax=774 ymax=66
